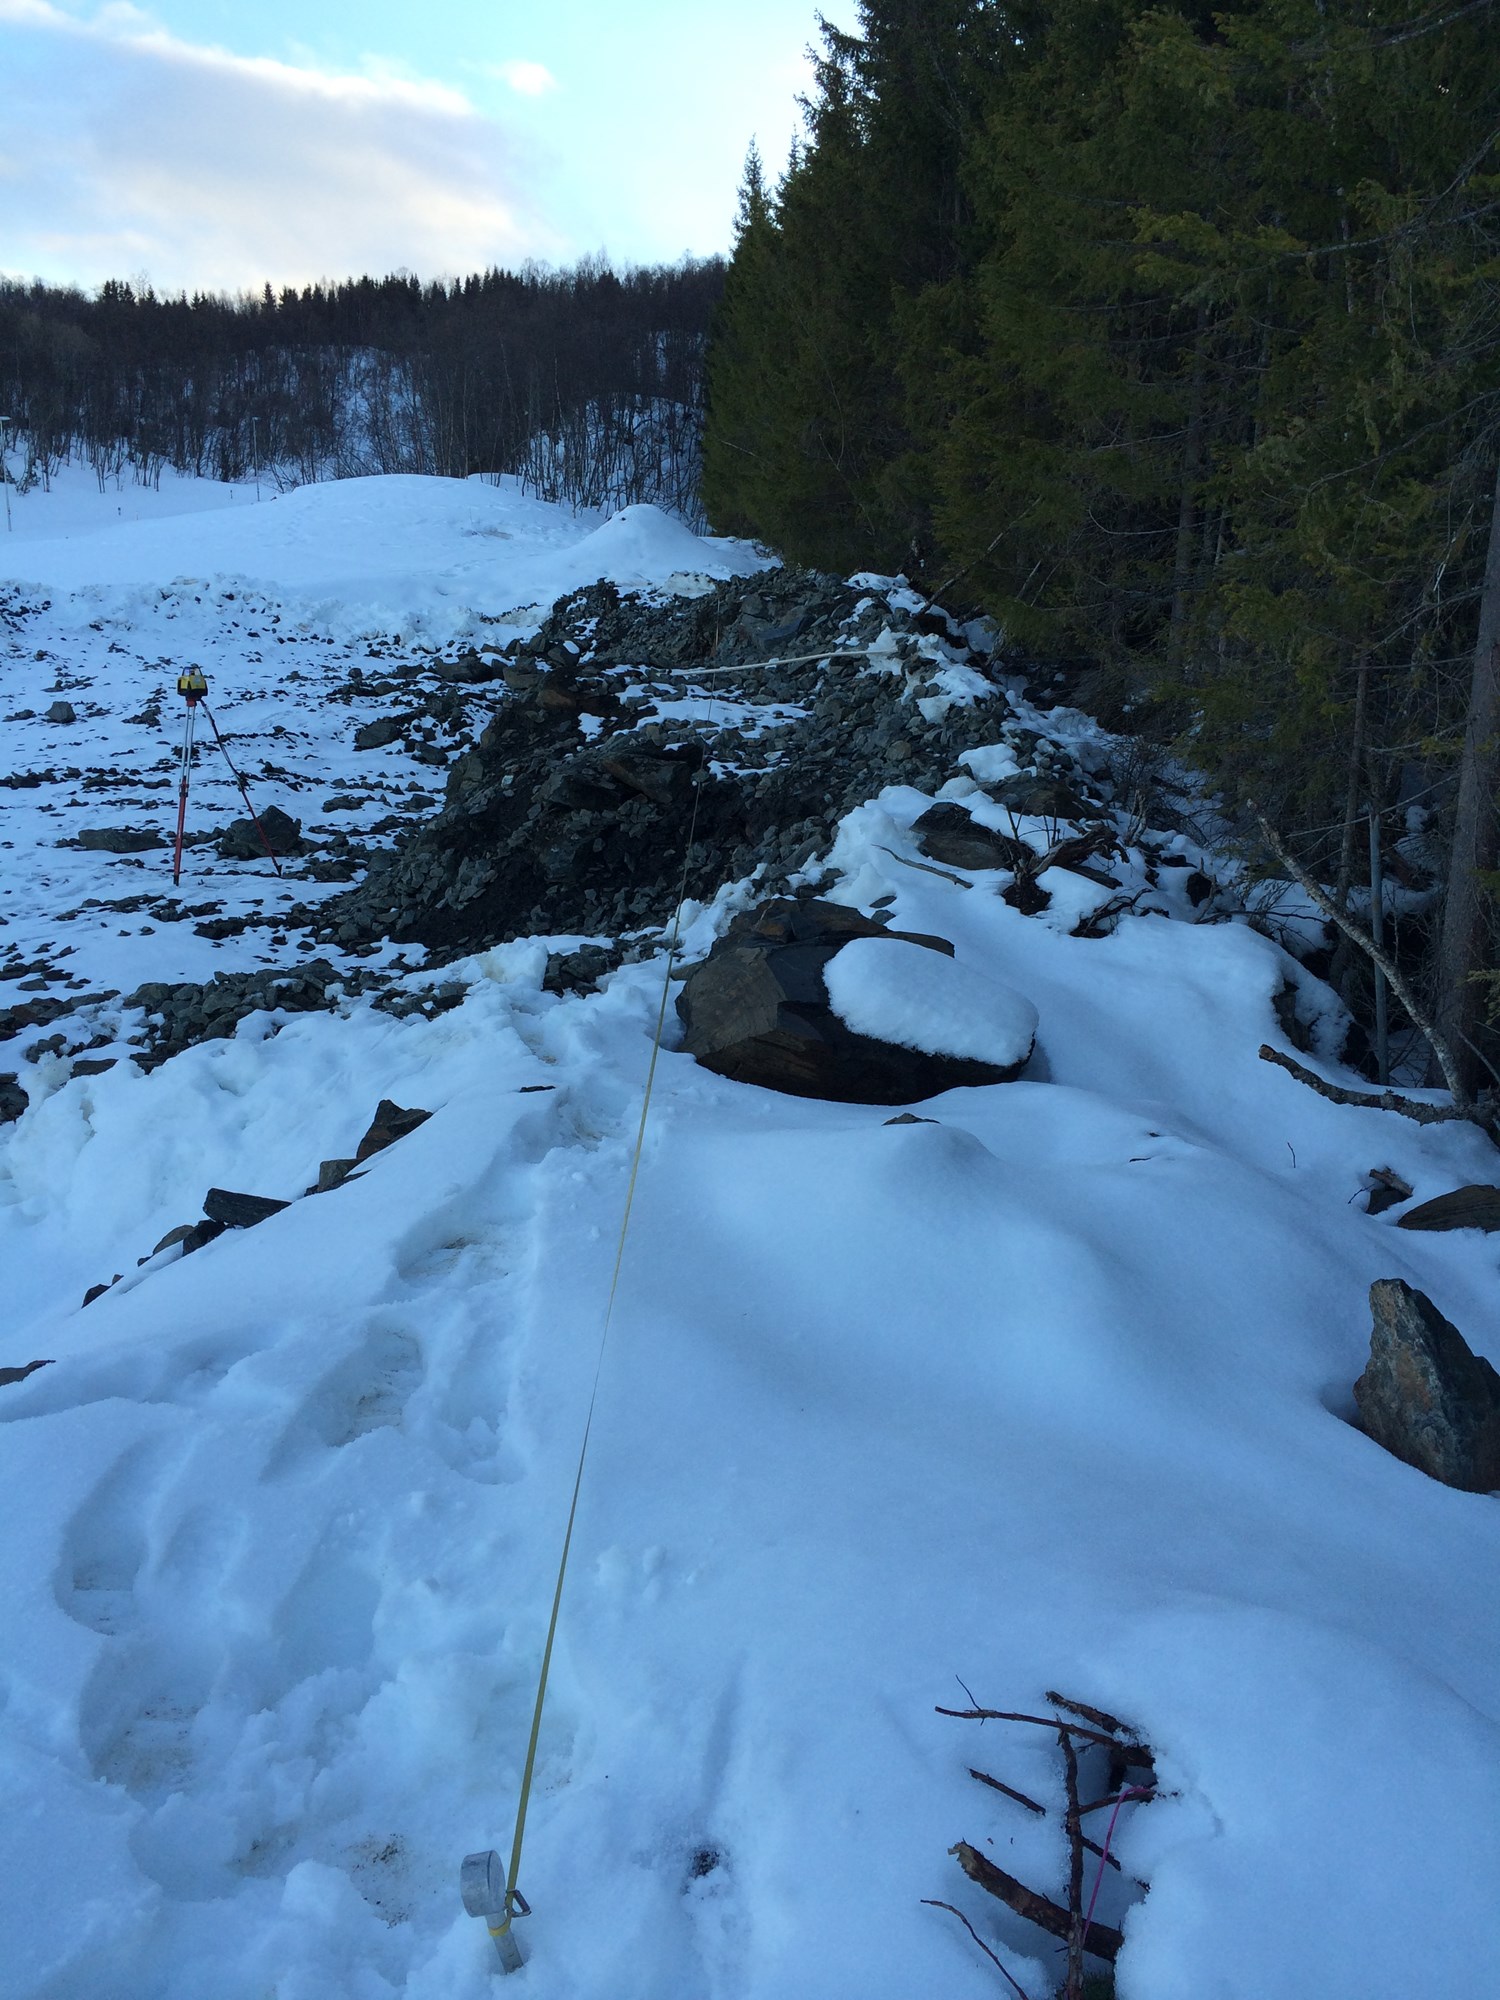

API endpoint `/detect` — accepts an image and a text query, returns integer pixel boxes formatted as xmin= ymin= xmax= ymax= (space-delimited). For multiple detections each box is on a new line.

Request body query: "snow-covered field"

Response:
xmin=2 ymin=472 xmax=1497 ymax=2000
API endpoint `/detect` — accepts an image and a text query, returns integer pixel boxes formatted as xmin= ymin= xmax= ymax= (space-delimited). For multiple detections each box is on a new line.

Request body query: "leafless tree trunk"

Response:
xmin=1431 ymin=454 xmax=1500 ymax=1092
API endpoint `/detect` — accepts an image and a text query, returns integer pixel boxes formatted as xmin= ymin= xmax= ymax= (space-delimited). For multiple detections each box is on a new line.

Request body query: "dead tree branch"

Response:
xmin=1253 ymin=811 xmax=1472 ymax=1109
xmin=921 ymin=1901 xmax=1037 ymax=2000
xmin=950 ymin=1844 xmax=1125 ymax=1963
xmin=1258 ymin=1043 xmax=1496 ymax=1140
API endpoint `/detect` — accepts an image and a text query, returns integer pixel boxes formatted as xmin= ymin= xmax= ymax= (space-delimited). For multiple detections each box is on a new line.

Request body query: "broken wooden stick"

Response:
xmin=950 ymin=1843 xmax=1125 ymax=1963
xmin=921 ymin=1901 xmax=1037 ymax=2000
xmin=935 ymin=1705 xmax=1121 ymax=1749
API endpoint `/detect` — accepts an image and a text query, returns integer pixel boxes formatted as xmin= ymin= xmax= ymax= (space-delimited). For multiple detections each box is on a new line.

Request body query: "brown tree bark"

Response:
xmin=1432 ymin=456 xmax=1500 ymax=1093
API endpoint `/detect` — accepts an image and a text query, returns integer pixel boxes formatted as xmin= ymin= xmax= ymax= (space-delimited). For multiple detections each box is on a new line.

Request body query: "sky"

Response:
xmin=0 ymin=0 xmax=858 ymax=295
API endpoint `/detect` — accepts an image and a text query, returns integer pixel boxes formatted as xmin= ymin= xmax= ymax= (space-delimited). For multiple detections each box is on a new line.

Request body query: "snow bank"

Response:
xmin=823 ymin=934 xmax=1038 ymax=1067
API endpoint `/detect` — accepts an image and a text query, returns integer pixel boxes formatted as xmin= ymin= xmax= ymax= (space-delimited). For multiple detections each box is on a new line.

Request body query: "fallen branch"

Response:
xmin=1257 ymin=1044 xmax=1494 ymax=1135
xmin=1060 ymin=1730 xmax=1087 ymax=1998
xmin=936 ymin=1705 xmax=1121 ymax=1749
xmin=951 ymin=1843 xmax=1125 ymax=1963
xmin=970 ymin=1769 xmax=1046 ymax=1815
xmin=1253 ymin=811 xmax=1472 ymax=1110
xmin=1045 ymin=1692 xmax=1127 ymax=1735
xmin=921 ymin=1900 xmax=1037 ymax=2000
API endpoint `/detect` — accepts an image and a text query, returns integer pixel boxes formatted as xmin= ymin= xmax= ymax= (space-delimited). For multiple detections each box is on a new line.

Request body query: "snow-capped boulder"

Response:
xmin=676 ymin=898 xmax=1036 ymax=1104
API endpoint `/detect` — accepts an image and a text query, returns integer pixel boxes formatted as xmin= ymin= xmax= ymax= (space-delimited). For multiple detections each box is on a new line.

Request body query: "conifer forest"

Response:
xmin=704 ymin=0 xmax=1500 ymax=1097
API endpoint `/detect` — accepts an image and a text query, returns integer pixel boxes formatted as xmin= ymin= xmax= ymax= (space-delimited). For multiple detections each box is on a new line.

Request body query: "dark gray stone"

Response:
xmin=354 ymin=1098 xmax=432 ymax=1162
xmin=0 ymin=1072 xmax=27 ymax=1123
xmin=78 ymin=826 xmax=163 ymax=852
xmin=45 ymin=701 xmax=76 ymax=724
xmin=984 ymin=773 xmax=1091 ymax=820
xmin=354 ymin=714 xmax=415 ymax=751
xmin=913 ymin=803 xmax=1031 ymax=873
xmin=217 ymin=805 xmax=304 ymax=860
xmin=203 ymin=1187 xmax=291 ymax=1229
xmin=676 ymin=898 xmax=1028 ymax=1105
xmin=1354 ymin=1279 xmax=1500 ymax=1491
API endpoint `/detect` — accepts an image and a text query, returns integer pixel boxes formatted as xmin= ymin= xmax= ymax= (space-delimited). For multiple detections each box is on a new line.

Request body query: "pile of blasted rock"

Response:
xmin=324 ymin=567 xmax=1022 ymax=959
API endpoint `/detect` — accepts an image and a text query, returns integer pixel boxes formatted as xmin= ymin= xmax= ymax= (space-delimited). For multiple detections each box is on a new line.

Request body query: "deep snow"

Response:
xmin=2 ymin=471 xmax=1498 ymax=2000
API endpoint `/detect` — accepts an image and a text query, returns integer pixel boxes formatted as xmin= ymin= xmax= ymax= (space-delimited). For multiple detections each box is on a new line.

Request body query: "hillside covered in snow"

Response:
xmin=2 ymin=471 xmax=1498 ymax=2000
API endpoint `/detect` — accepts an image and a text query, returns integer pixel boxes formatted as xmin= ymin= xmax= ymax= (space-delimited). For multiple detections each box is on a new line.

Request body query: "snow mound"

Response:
xmin=823 ymin=935 xmax=1038 ymax=1068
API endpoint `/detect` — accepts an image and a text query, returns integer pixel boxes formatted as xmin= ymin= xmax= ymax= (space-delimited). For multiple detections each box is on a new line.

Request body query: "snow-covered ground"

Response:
xmin=2 ymin=472 xmax=1498 ymax=2000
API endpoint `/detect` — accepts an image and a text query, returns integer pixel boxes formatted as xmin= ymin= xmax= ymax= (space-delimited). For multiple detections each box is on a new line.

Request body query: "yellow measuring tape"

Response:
xmin=496 ymin=752 xmax=708 ymax=1946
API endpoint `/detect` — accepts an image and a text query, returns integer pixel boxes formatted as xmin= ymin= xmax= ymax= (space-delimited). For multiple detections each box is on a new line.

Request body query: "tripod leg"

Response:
xmin=172 ymin=704 xmax=198 ymax=886
xmin=201 ymin=702 xmax=284 ymax=875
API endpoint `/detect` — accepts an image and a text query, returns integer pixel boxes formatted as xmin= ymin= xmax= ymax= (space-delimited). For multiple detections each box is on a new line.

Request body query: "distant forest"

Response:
xmin=704 ymin=0 xmax=1500 ymax=1097
xmin=0 ymin=257 xmax=724 ymax=519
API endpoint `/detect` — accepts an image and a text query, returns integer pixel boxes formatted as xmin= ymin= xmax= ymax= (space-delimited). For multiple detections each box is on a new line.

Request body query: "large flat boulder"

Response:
xmin=1395 ymin=1185 xmax=1500 ymax=1234
xmin=676 ymin=898 xmax=1037 ymax=1104
xmin=1354 ymin=1279 xmax=1500 ymax=1491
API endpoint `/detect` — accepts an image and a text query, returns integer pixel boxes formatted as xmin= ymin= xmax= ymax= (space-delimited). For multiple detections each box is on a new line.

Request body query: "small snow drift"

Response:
xmin=824 ymin=936 xmax=1037 ymax=1071
xmin=676 ymin=898 xmax=1035 ymax=1103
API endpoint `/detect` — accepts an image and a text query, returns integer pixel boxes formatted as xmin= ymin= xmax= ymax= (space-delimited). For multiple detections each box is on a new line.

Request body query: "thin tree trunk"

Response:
xmin=1170 ymin=307 xmax=1208 ymax=653
xmin=1336 ymin=653 xmax=1370 ymax=906
xmin=1432 ymin=456 xmax=1500 ymax=1092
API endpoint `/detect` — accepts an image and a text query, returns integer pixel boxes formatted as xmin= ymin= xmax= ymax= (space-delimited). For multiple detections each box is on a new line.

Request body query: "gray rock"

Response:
xmin=78 ymin=826 xmax=163 ymax=852
xmin=1396 ymin=1185 xmax=1500 ymax=1235
xmin=203 ymin=1187 xmax=291 ymax=1229
xmin=985 ymin=773 xmax=1091 ymax=820
xmin=354 ymin=714 xmax=415 ymax=751
xmin=217 ymin=805 xmax=304 ymax=860
xmin=354 ymin=1098 xmax=432 ymax=1162
xmin=45 ymin=701 xmax=76 ymax=724
xmin=677 ymin=898 xmax=1028 ymax=1105
xmin=913 ymin=803 xmax=1031 ymax=873
xmin=0 ymin=1072 xmax=27 ymax=1123
xmin=1355 ymin=1279 xmax=1500 ymax=1491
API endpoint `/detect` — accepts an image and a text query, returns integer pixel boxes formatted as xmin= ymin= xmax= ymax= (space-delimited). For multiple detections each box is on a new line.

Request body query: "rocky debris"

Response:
xmin=545 ymin=943 xmax=627 ymax=995
xmin=0 ymin=1357 xmax=54 ymax=1388
xmin=0 ymin=1073 xmax=28 ymax=1123
xmin=77 ymin=826 xmax=163 ymax=852
xmin=355 ymin=1099 xmax=431 ymax=1162
xmin=913 ymin=803 xmax=1032 ymax=873
xmin=126 ymin=958 xmax=381 ymax=1064
xmin=677 ymin=897 xmax=1028 ymax=1105
xmin=314 ymin=1158 xmax=359 ymax=1193
xmin=2 ymin=995 xmax=70 ymax=1040
xmin=1355 ymin=1279 xmax=1500 ymax=1491
xmin=325 ymin=567 xmax=1022 ymax=957
xmin=216 ymin=804 xmax=304 ymax=860
xmin=203 ymin=1188 xmax=291 ymax=1229
xmin=433 ymin=648 xmax=505 ymax=684
xmin=1395 ymin=1185 xmax=1500 ymax=1234
xmin=322 ymin=794 xmax=365 ymax=812
xmin=83 ymin=1276 xmax=123 ymax=1307
xmin=45 ymin=701 xmax=76 ymax=724
xmin=354 ymin=714 xmax=417 ymax=751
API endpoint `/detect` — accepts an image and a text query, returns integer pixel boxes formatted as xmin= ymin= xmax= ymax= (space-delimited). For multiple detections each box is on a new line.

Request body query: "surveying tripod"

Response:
xmin=172 ymin=668 xmax=285 ymax=886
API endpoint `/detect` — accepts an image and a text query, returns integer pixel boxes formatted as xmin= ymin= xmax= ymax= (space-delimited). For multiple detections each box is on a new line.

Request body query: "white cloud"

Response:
xmin=0 ymin=1 xmax=564 ymax=291
xmin=489 ymin=58 xmax=558 ymax=99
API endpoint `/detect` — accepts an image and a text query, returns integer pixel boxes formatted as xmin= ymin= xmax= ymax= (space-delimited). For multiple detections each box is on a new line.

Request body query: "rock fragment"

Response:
xmin=1354 ymin=1279 xmax=1500 ymax=1491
